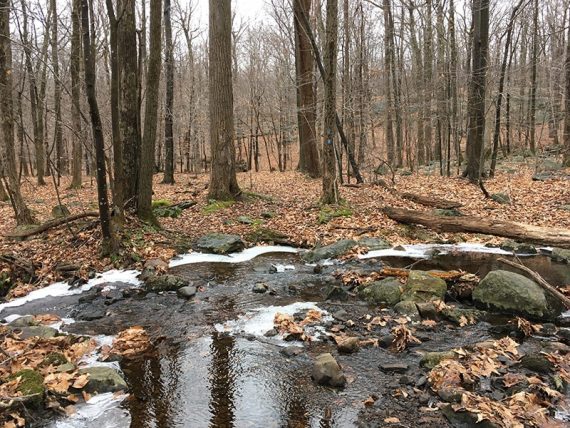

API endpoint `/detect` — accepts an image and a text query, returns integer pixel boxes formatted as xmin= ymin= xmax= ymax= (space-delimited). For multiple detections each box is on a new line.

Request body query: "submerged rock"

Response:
xmin=401 ymin=271 xmax=447 ymax=303
xmin=302 ymin=239 xmax=357 ymax=263
xmin=359 ymin=278 xmax=402 ymax=306
xmin=144 ymin=274 xmax=189 ymax=292
xmin=473 ymin=270 xmax=561 ymax=320
xmin=177 ymin=285 xmax=197 ymax=299
xmin=312 ymin=353 xmax=346 ymax=387
xmin=195 ymin=233 xmax=245 ymax=254
xmin=79 ymin=367 xmax=127 ymax=393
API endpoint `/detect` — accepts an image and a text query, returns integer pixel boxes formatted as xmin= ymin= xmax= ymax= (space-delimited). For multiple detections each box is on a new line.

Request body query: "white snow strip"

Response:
xmin=0 ymin=269 xmax=141 ymax=313
xmin=52 ymin=392 xmax=131 ymax=428
xmin=272 ymin=264 xmax=295 ymax=273
xmin=169 ymin=245 xmax=299 ymax=267
xmin=214 ymin=301 xmax=332 ymax=346
xmin=2 ymin=314 xmax=23 ymax=323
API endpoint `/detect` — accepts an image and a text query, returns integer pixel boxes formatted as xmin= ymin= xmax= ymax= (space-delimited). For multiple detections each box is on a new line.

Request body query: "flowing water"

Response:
xmin=1 ymin=245 xmax=569 ymax=427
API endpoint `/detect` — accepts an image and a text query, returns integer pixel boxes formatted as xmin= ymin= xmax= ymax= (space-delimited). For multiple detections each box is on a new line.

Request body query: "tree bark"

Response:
xmin=464 ymin=0 xmax=489 ymax=183
xmin=294 ymin=0 xmax=320 ymax=177
xmin=564 ymin=15 xmax=570 ymax=166
xmin=162 ymin=0 xmax=175 ymax=184
xmin=81 ymin=0 xmax=115 ymax=254
xmin=137 ymin=0 xmax=162 ymax=222
xmin=208 ymin=0 xmax=240 ymax=200
xmin=528 ymin=0 xmax=538 ymax=154
xmin=384 ymin=207 xmax=570 ymax=248
xmin=50 ymin=0 xmax=65 ymax=178
xmin=70 ymin=0 xmax=83 ymax=189
xmin=0 ymin=0 xmax=35 ymax=225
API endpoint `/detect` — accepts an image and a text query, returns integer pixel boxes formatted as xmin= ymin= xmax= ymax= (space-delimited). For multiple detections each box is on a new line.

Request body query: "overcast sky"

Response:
xmin=194 ymin=0 xmax=269 ymax=27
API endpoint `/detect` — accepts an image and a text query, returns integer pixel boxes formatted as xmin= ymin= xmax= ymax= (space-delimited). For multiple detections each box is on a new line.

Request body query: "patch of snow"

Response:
xmin=78 ymin=334 xmax=120 ymax=370
xmin=52 ymin=392 xmax=130 ymax=428
xmin=214 ymin=302 xmax=332 ymax=346
xmin=169 ymin=245 xmax=299 ymax=267
xmin=272 ymin=264 xmax=295 ymax=272
xmin=1 ymin=313 xmax=23 ymax=323
xmin=49 ymin=318 xmax=76 ymax=332
xmin=0 ymin=269 xmax=141 ymax=313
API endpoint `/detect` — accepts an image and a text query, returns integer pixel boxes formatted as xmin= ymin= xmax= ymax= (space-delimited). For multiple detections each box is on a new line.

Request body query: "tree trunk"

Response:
xmin=208 ymin=0 xmax=240 ymax=200
xmin=162 ymin=0 xmax=175 ymax=184
xmin=137 ymin=0 xmax=162 ymax=222
xmin=383 ymin=0 xmax=395 ymax=166
xmin=70 ymin=0 xmax=83 ymax=189
xmin=422 ymin=0 xmax=434 ymax=165
xmin=528 ymin=0 xmax=538 ymax=154
xmin=81 ymin=0 xmax=115 ymax=254
xmin=464 ymin=0 xmax=489 ymax=183
xmin=294 ymin=0 xmax=320 ymax=178
xmin=321 ymin=0 xmax=339 ymax=204
xmin=50 ymin=0 xmax=65 ymax=179
xmin=564 ymin=19 xmax=570 ymax=166
xmin=0 ymin=0 xmax=35 ymax=225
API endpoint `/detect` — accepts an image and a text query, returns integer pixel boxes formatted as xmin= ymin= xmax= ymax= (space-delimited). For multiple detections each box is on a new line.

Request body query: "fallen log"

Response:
xmin=399 ymin=192 xmax=463 ymax=209
xmin=383 ymin=207 xmax=570 ymax=249
xmin=498 ymin=257 xmax=570 ymax=309
xmin=4 ymin=211 xmax=99 ymax=239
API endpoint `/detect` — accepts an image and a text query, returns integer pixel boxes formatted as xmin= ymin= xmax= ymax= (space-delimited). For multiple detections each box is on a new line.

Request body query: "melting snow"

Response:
xmin=52 ymin=392 xmax=131 ymax=428
xmin=169 ymin=245 xmax=299 ymax=267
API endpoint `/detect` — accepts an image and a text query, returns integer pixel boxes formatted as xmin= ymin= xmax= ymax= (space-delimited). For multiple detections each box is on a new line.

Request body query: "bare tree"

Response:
xmin=162 ymin=0 xmax=175 ymax=184
xmin=70 ymin=0 xmax=83 ymax=188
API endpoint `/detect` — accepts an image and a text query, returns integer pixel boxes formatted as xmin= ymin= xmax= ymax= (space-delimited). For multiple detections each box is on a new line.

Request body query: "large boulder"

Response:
xmin=401 ymin=271 xmax=447 ymax=303
xmin=312 ymin=353 xmax=346 ymax=387
xmin=473 ymin=270 xmax=561 ymax=320
xmin=359 ymin=278 xmax=401 ymax=306
xmin=358 ymin=237 xmax=391 ymax=251
xmin=144 ymin=274 xmax=189 ymax=292
xmin=302 ymin=239 xmax=357 ymax=263
xmin=79 ymin=367 xmax=127 ymax=393
xmin=195 ymin=233 xmax=245 ymax=254
xmin=10 ymin=325 xmax=58 ymax=339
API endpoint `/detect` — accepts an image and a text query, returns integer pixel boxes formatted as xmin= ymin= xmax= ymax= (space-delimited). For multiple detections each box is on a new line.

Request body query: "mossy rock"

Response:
xmin=318 ymin=205 xmax=353 ymax=224
xmin=302 ymin=239 xmax=357 ymax=263
xmin=552 ymin=248 xmax=570 ymax=263
xmin=236 ymin=215 xmax=253 ymax=224
xmin=151 ymin=199 xmax=172 ymax=208
xmin=52 ymin=204 xmax=71 ymax=218
xmin=195 ymin=233 xmax=245 ymax=254
xmin=420 ymin=351 xmax=457 ymax=369
xmin=393 ymin=300 xmax=420 ymax=321
xmin=78 ymin=367 xmax=127 ymax=393
xmin=358 ymin=236 xmax=391 ymax=251
xmin=401 ymin=271 xmax=447 ymax=303
xmin=202 ymin=199 xmax=235 ymax=214
xmin=41 ymin=352 xmax=68 ymax=367
xmin=491 ymin=193 xmax=511 ymax=204
xmin=246 ymin=227 xmax=289 ymax=245
xmin=11 ymin=369 xmax=45 ymax=404
xmin=359 ymin=278 xmax=401 ymax=306
xmin=144 ymin=274 xmax=189 ymax=292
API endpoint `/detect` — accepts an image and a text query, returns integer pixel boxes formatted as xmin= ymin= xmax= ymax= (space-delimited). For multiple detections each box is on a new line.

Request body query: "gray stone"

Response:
xmin=358 ymin=237 xmax=391 ymax=251
xmin=536 ymin=159 xmax=563 ymax=172
xmin=416 ymin=302 xmax=438 ymax=320
xmin=438 ymin=387 xmax=464 ymax=403
xmin=280 ymin=346 xmax=303 ymax=357
xmin=302 ymin=239 xmax=357 ymax=263
xmin=195 ymin=233 xmax=245 ymax=254
xmin=378 ymin=334 xmax=394 ymax=348
xmin=442 ymin=404 xmax=499 ymax=428
xmin=473 ymin=270 xmax=561 ymax=320
xmin=520 ymin=354 xmax=554 ymax=374
xmin=252 ymin=283 xmax=268 ymax=293
xmin=440 ymin=307 xmax=482 ymax=325
xmin=552 ymin=248 xmax=570 ymax=263
xmin=77 ymin=307 xmax=106 ymax=321
xmin=56 ymin=363 xmax=76 ymax=373
xmin=401 ymin=271 xmax=447 ymax=303
xmin=379 ymin=363 xmax=409 ymax=373
xmin=336 ymin=337 xmax=359 ymax=354
xmin=393 ymin=301 xmax=420 ymax=321
xmin=8 ymin=315 xmax=36 ymax=327
xmin=144 ymin=274 xmax=189 ymax=292
xmin=237 ymin=216 xmax=253 ymax=224
xmin=79 ymin=367 xmax=127 ymax=393
xmin=359 ymin=278 xmax=401 ymax=306
xmin=490 ymin=193 xmax=511 ymax=204
xmin=499 ymin=240 xmax=537 ymax=254
xmin=11 ymin=325 xmax=58 ymax=339
xmin=420 ymin=351 xmax=457 ymax=369
xmin=52 ymin=204 xmax=71 ymax=218
xmin=324 ymin=285 xmax=349 ymax=301
xmin=177 ymin=285 xmax=197 ymax=299
xmin=312 ymin=353 xmax=346 ymax=387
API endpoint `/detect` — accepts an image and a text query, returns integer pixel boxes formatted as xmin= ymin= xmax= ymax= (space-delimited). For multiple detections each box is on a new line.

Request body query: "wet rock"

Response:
xmin=438 ymin=387 xmax=464 ymax=403
xmin=252 ymin=283 xmax=268 ymax=293
xmin=379 ymin=363 xmax=409 ymax=374
xmin=393 ymin=300 xmax=420 ymax=321
xmin=420 ymin=351 xmax=457 ymax=369
xmin=358 ymin=237 xmax=391 ymax=251
xmin=8 ymin=315 xmax=36 ymax=327
xmin=542 ymin=341 xmax=570 ymax=354
xmin=139 ymin=258 xmax=169 ymax=281
xmin=77 ymin=307 xmax=106 ymax=321
xmin=359 ymin=278 xmax=401 ymax=306
xmin=280 ymin=346 xmax=303 ymax=357
xmin=490 ymin=193 xmax=511 ymax=204
xmin=337 ymin=336 xmax=359 ymax=354
xmin=552 ymin=248 xmax=570 ymax=263
xmin=237 ymin=215 xmax=253 ymax=224
xmin=264 ymin=328 xmax=278 ymax=337
xmin=442 ymin=404 xmax=499 ymax=428
xmin=177 ymin=285 xmax=197 ymax=299
xmin=401 ymin=271 xmax=447 ymax=303
xmin=302 ymin=239 xmax=357 ymax=263
xmin=195 ymin=233 xmax=245 ymax=254
xmin=52 ymin=204 xmax=71 ymax=218
xmin=499 ymin=240 xmax=537 ymax=254
xmin=519 ymin=354 xmax=554 ymax=374
xmin=144 ymin=274 xmax=189 ymax=292
xmin=11 ymin=325 xmax=58 ymax=339
xmin=312 ymin=353 xmax=346 ymax=387
xmin=540 ymin=323 xmax=557 ymax=336
xmin=332 ymin=309 xmax=349 ymax=322
xmin=473 ymin=270 xmax=560 ymax=320
xmin=557 ymin=328 xmax=570 ymax=344
xmin=416 ymin=302 xmax=438 ymax=320
xmin=79 ymin=367 xmax=127 ymax=393
xmin=416 ymin=376 xmax=428 ymax=388
xmin=440 ymin=307 xmax=482 ymax=325
xmin=399 ymin=375 xmax=414 ymax=385
xmin=324 ymin=285 xmax=349 ymax=301
xmin=378 ymin=334 xmax=395 ymax=348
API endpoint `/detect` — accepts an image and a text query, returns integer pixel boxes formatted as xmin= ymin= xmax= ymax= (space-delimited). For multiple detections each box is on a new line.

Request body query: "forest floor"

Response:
xmin=0 ymin=159 xmax=569 ymax=298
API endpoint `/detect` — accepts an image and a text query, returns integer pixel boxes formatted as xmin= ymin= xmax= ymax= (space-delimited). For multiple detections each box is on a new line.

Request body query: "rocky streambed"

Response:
xmin=1 ymin=237 xmax=570 ymax=427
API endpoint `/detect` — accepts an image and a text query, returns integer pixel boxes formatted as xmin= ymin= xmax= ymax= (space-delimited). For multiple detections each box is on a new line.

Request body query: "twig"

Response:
xmin=498 ymin=257 xmax=570 ymax=309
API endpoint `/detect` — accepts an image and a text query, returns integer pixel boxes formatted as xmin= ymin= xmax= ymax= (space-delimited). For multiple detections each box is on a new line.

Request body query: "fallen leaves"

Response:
xmin=391 ymin=323 xmax=421 ymax=352
xmin=108 ymin=326 xmax=151 ymax=358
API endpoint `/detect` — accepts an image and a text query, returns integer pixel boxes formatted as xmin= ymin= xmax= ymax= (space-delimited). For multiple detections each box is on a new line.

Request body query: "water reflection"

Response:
xmin=208 ymin=333 xmax=237 ymax=427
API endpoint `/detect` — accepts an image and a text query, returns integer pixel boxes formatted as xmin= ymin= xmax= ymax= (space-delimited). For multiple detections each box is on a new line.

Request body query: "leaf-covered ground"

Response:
xmin=0 ymin=164 xmax=568 ymax=298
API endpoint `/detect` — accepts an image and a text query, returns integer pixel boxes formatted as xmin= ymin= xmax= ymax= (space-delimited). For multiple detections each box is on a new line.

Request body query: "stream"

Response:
xmin=1 ymin=244 xmax=569 ymax=427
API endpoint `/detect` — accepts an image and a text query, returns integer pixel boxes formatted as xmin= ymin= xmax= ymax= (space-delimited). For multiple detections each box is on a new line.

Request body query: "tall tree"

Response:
xmin=464 ymin=0 xmax=489 ymax=183
xmin=294 ymin=0 xmax=320 ymax=177
xmin=0 ymin=0 xmax=34 ymax=224
xmin=162 ymin=0 xmax=175 ymax=184
xmin=70 ymin=0 xmax=82 ymax=188
xmin=564 ymin=18 xmax=570 ymax=166
xmin=208 ymin=0 xmax=240 ymax=200
xmin=528 ymin=0 xmax=538 ymax=154
xmin=137 ymin=0 xmax=163 ymax=221
xmin=81 ymin=0 xmax=115 ymax=254
xmin=321 ymin=0 xmax=339 ymax=204
xmin=50 ymin=0 xmax=65 ymax=178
